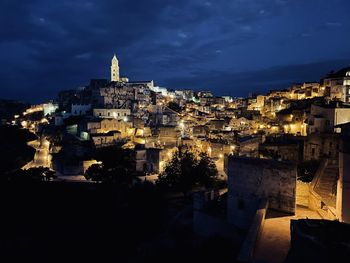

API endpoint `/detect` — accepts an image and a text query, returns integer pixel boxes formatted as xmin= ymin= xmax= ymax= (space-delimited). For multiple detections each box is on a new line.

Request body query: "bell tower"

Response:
xmin=111 ymin=54 xmax=120 ymax=82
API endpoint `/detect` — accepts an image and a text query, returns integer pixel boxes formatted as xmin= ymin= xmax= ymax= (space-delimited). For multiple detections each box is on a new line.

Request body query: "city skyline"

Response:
xmin=1 ymin=0 xmax=350 ymax=102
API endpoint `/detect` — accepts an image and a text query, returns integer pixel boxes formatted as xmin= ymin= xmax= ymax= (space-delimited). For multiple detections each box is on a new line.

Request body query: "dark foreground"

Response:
xmin=0 ymin=181 xmax=239 ymax=262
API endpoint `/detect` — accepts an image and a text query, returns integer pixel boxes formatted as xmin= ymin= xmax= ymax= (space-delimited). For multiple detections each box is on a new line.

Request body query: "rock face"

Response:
xmin=226 ymin=156 xmax=296 ymax=229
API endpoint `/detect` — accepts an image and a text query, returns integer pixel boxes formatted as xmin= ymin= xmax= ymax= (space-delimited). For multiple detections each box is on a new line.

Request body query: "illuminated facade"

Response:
xmin=111 ymin=54 xmax=120 ymax=82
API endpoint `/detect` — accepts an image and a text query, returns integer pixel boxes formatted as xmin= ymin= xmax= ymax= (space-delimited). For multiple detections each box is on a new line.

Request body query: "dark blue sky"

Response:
xmin=1 ymin=0 xmax=350 ymax=102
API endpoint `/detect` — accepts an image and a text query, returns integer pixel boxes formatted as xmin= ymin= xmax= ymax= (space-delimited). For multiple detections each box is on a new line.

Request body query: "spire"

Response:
xmin=112 ymin=54 xmax=118 ymax=63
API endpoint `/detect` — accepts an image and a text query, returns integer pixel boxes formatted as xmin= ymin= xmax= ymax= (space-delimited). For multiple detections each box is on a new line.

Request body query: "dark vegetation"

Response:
xmin=84 ymin=145 xmax=137 ymax=183
xmin=0 ymin=140 xmax=234 ymax=262
xmin=0 ymin=181 xmax=165 ymax=262
xmin=0 ymin=99 xmax=28 ymax=120
xmin=8 ymin=166 xmax=57 ymax=182
xmin=0 ymin=125 xmax=36 ymax=175
xmin=157 ymin=148 xmax=219 ymax=195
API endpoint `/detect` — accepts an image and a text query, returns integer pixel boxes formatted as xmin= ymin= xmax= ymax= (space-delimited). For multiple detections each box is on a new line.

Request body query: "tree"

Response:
xmin=12 ymin=167 xmax=56 ymax=182
xmin=0 ymin=125 xmax=37 ymax=175
xmin=195 ymin=152 xmax=218 ymax=188
xmin=84 ymin=146 xmax=136 ymax=185
xmin=84 ymin=163 xmax=105 ymax=182
xmin=156 ymin=149 xmax=218 ymax=195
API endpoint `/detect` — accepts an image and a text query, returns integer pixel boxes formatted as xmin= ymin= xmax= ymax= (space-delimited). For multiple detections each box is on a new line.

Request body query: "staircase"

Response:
xmin=311 ymin=158 xmax=338 ymax=219
xmin=314 ymin=158 xmax=338 ymax=209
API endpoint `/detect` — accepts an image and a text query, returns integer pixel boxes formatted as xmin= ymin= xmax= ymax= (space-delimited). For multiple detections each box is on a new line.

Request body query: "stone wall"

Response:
xmin=226 ymin=156 xmax=297 ymax=229
xmin=296 ymin=180 xmax=310 ymax=207
xmin=237 ymin=199 xmax=268 ymax=262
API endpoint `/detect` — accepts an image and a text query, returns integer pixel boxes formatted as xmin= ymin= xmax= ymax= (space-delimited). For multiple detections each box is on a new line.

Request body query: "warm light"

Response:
xmin=230 ymin=145 xmax=236 ymax=150
xmin=127 ymin=128 xmax=134 ymax=135
xmin=21 ymin=121 xmax=28 ymax=128
xmin=219 ymin=154 xmax=223 ymax=158
xmin=179 ymin=121 xmax=184 ymax=129
xmin=123 ymin=116 xmax=128 ymax=122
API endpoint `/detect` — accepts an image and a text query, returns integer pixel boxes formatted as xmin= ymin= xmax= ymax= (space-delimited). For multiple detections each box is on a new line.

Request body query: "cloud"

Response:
xmin=162 ymin=59 xmax=350 ymax=96
xmin=0 ymin=0 xmax=349 ymax=102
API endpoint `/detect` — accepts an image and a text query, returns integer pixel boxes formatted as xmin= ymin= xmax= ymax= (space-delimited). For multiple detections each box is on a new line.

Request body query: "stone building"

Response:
xmin=192 ymin=125 xmax=209 ymax=137
xmin=71 ymin=104 xmax=91 ymax=116
xmin=307 ymin=101 xmax=350 ymax=134
xmin=154 ymin=126 xmax=181 ymax=148
xmin=225 ymin=156 xmax=297 ymax=228
xmin=93 ymin=108 xmax=130 ymax=120
xmin=304 ymin=133 xmax=340 ymax=161
xmin=260 ymin=136 xmax=304 ymax=162
xmin=84 ymin=118 xmax=132 ymax=138
xmin=321 ymin=67 xmax=350 ymax=102
xmin=135 ymin=145 xmax=162 ymax=174
xmin=336 ymin=122 xmax=350 ymax=223
xmin=91 ymin=131 xmax=123 ymax=148
xmin=148 ymin=106 xmax=179 ymax=127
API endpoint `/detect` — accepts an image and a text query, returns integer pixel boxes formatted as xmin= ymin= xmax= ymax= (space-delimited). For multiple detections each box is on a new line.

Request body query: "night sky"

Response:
xmin=1 ymin=0 xmax=350 ymax=103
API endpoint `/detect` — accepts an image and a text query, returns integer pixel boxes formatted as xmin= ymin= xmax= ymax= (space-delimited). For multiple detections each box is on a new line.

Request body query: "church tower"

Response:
xmin=111 ymin=54 xmax=120 ymax=82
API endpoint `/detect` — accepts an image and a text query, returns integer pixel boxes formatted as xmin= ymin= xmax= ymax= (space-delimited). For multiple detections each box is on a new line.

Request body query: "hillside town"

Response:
xmin=3 ymin=55 xmax=350 ymax=262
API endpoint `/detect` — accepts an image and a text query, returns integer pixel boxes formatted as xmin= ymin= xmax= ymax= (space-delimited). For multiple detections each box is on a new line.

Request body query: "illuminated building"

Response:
xmin=111 ymin=54 xmax=120 ymax=82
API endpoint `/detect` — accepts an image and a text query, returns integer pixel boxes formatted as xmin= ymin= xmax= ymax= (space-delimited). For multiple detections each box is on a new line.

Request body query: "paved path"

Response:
xmin=22 ymin=137 xmax=51 ymax=169
xmin=254 ymin=206 xmax=321 ymax=263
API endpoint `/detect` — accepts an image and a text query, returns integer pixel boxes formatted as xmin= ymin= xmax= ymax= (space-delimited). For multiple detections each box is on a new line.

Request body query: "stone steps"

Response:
xmin=314 ymin=159 xmax=338 ymax=208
